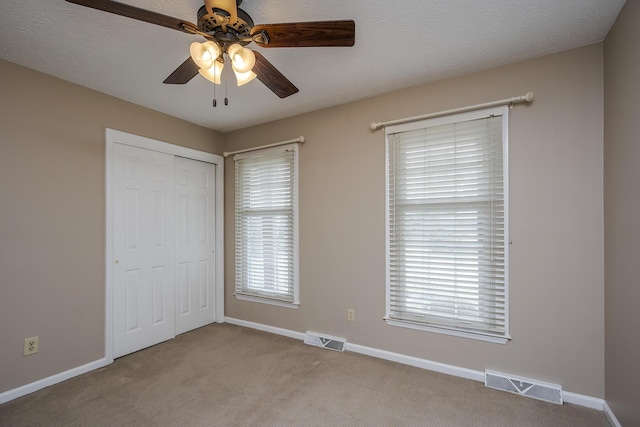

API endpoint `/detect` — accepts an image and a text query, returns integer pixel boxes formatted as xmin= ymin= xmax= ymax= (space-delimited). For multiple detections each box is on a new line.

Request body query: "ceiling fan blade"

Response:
xmin=204 ymin=0 xmax=238 ymax=25
xmin=252 ymin=51 xmax=299 ymax=98
xmin=65 ymin=0 xmax=197 ymax=33
xmin=163 ymin=57 xmax=199 ymax=85
xmin=251 ymin=20 xmax=355 ymax=48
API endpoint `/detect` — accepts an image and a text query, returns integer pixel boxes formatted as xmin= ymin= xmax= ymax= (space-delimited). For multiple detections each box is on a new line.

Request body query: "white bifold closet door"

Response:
xmin=112 ymin=144 xmax=216 ymax=358
xmin=175 ymin=156 xmax=216 ymax=335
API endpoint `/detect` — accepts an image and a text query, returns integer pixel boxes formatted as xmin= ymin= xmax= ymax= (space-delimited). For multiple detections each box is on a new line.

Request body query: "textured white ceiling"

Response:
xmin=0 ymin=0 xmax=626 ymax=132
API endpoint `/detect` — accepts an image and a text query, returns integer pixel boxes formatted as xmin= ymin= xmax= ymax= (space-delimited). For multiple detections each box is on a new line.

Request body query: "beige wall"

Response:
xmin=224 ymin=44 xmax=605 ymax=397
xmin=0 ymin=60 xmax=223 ymax=393
xmin=604 ymin=1 xmax=640 ymax=425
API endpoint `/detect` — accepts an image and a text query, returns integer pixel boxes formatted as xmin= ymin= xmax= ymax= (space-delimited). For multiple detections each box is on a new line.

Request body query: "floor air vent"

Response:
xmin=304 ymin=331 xmax=346 ymax=352
xmin=485 ymin=370 xmax=563 ymax=405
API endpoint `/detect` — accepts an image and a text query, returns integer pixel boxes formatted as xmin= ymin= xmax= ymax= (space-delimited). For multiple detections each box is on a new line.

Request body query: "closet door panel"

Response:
xmin=175 ymin=157 xmax=216 ymax=334
xmin=112 ymin=143 xmax=175 ymax=358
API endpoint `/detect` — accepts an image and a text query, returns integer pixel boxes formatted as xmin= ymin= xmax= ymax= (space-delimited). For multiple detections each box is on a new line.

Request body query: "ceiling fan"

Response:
xmin=65 ymin=0 xmax=356 ymax=99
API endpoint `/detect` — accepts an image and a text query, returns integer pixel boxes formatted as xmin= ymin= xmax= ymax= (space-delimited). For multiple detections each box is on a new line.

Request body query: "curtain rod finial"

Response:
xmin=524 ymin=92 xmax=534 ymax=102
xmin=370 ymin=122 xmax=381 ymax=131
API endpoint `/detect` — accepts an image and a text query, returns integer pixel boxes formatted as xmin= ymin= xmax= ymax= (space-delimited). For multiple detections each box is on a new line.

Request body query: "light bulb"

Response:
xmin=198 ymin=59 xmax=224 ymax=84
xmin=190 ymin=41 xmax=221 ymax=70
xmin=233 ymin=69 xmax=257 ymax=86
xmin=227 ymin=43 xmax=241 ymax=59
xmin=227 ymin=43 xmax=255 ymax=74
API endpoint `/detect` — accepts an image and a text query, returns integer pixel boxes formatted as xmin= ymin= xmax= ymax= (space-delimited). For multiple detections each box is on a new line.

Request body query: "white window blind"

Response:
xmin=234 ymin=144 xmax=299 ymax=306
xmin=385 ymin=107 xmax=509 ymax=342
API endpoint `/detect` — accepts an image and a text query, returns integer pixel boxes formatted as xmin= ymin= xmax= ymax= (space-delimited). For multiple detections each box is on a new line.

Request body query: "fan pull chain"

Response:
xmin=213 ymin=81 xmax=217 ymax=107
xmin=224 ymin=73 xmax=229 ymax=106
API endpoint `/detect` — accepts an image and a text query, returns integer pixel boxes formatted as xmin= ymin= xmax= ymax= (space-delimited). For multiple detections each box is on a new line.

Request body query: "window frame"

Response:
xmin=384 ymin=107 xmax=510 ymax=344
xmin=234 ymin=143 xmax=300 ymax=309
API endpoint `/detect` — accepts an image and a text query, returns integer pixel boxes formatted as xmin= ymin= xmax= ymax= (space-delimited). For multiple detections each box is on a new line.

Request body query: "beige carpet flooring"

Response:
xmin=0 ymin=324 xmax=610 ymax=426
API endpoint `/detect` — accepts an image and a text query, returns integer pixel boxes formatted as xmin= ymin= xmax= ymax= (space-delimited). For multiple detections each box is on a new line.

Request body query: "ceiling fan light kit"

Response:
xmin=65 ymin=0 xmax=356 ymax=101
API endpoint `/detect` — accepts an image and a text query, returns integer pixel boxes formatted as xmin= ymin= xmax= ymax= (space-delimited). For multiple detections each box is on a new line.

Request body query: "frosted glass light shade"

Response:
xmin=198 ymin=59 xmax=224 ymax=84
xmin=227 ymin=43 xmax=256 ymax=73
xmin=190 ymin=41 xmax=221 ymax=69
xmin=234 ymin=69 xmax=257 ymax=86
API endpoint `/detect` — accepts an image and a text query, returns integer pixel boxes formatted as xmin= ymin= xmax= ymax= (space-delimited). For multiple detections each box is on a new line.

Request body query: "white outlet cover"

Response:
xmin=24 ymin=336 xmax=39 ymax=356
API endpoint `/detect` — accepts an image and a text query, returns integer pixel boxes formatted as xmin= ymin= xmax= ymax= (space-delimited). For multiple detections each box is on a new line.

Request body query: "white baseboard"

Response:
xmin=0 ymin=358 xmax=109 ymax=405
xmin=345 ymin=342 xmax=485 ymax=382
xmin=561 ymin=391 xmax=605 ymax=410
xmin=225 ymin=317 xmax=306 ymax=341
xmin=603 ymin=401 xmax=622 ymax=427
xmin=224 ymin=317 xmax=608 ymax=413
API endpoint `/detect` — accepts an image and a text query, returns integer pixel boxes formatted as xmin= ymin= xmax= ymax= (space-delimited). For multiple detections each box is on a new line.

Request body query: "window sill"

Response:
xmin=235 ymin=293 xmax=299 ymax=309
xmin=384 ymin=318 xmax=510 ymax=345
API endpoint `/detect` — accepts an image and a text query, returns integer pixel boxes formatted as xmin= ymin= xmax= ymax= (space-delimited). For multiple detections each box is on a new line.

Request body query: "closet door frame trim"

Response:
xmin=105 ymin=128 xmax=224 ymax=363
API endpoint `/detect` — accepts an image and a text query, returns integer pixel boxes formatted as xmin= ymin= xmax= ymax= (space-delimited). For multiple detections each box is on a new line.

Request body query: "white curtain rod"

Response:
xmin=370 ymin=92 xmax=534 ymax=131
xmin=223 ymin=136 xmax=305 ymax=158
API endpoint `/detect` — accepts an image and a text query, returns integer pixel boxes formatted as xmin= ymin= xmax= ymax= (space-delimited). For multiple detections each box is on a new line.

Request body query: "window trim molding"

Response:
xmin=234 ymin=293 xmax=300 ymax=309
xmin=233 ymin=143 xmax=300 ymax=307
xmin=384 ymin=319 xmax=509 ymax=345
xmin=384 ymin=106 xmax=510 ymax=343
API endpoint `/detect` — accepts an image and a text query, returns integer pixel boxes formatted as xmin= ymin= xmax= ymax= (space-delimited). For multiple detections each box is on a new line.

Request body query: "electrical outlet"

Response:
xmin=347 ymin=309 xmax=355 ymax=322
xmin=24 ymin=336 xmax=39 ymax=356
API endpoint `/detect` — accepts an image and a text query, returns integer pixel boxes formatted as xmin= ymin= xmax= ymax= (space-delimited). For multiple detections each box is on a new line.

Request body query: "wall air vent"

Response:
xmin=304 ymin=331 xmax=346 ymax=352
xmin=485 ymin=370 xmax=563 ymax=405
